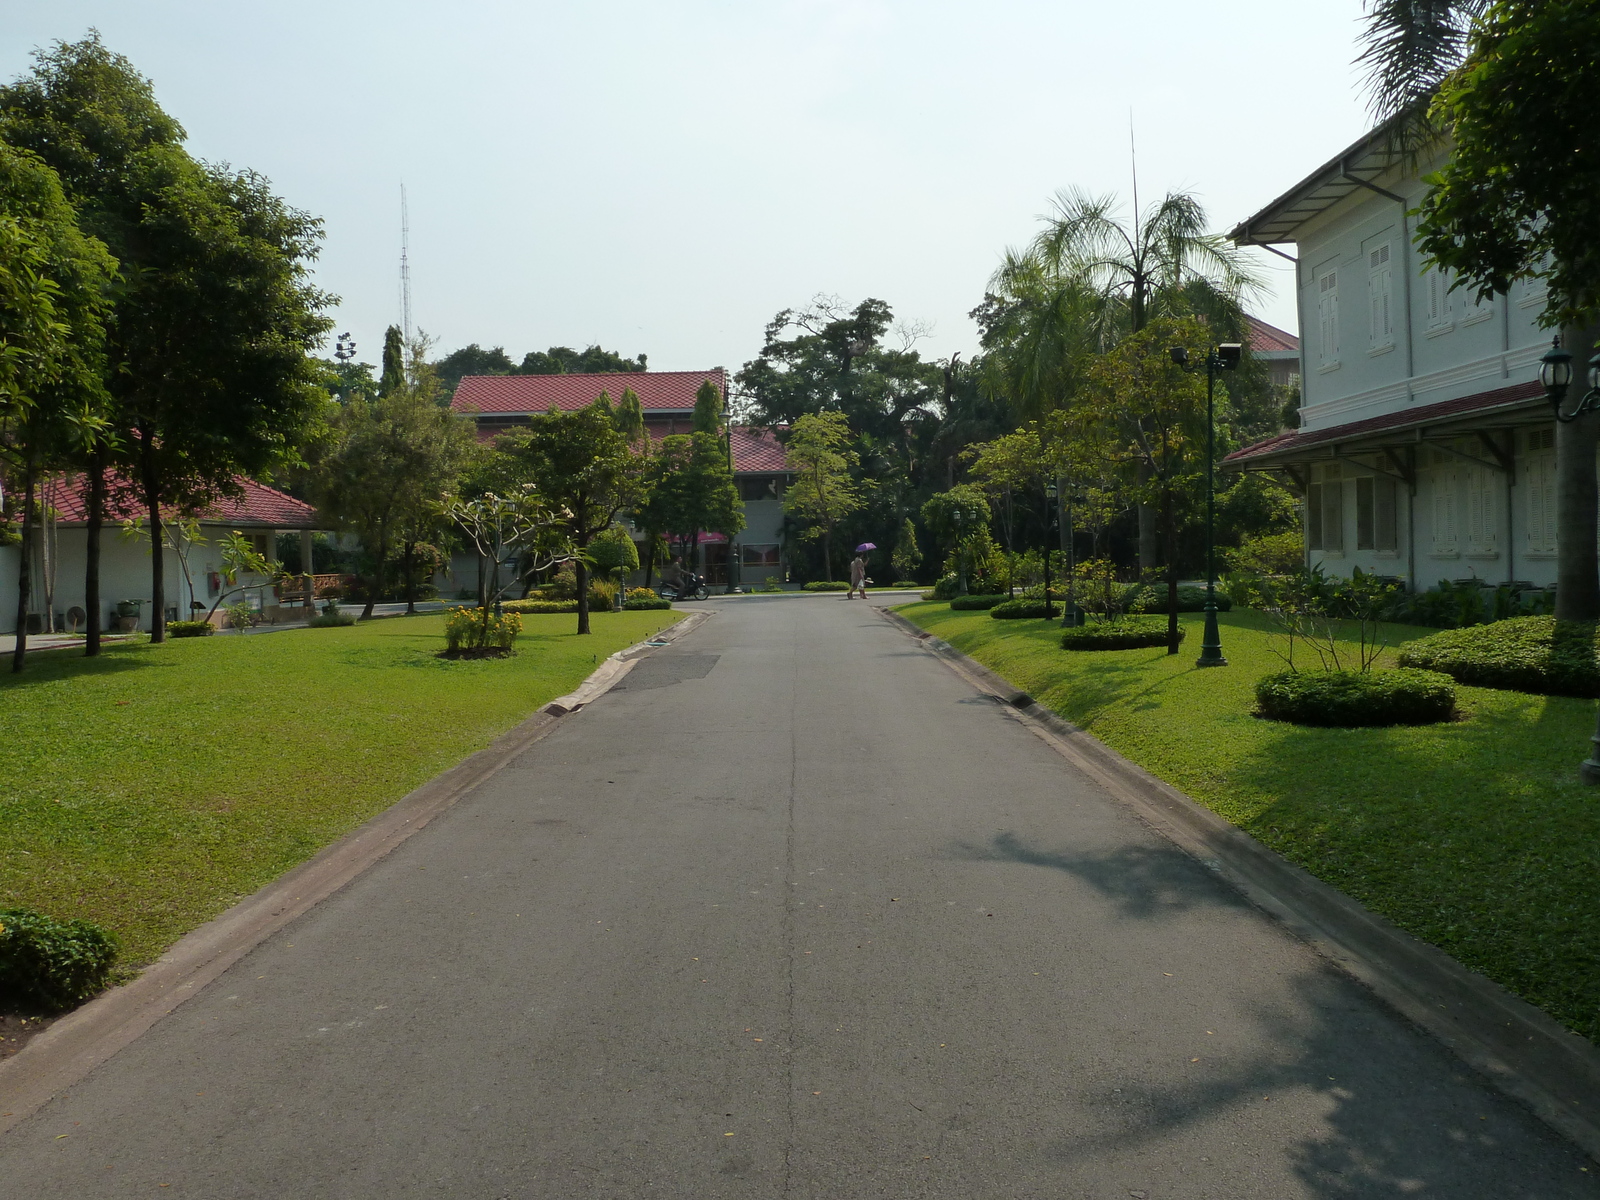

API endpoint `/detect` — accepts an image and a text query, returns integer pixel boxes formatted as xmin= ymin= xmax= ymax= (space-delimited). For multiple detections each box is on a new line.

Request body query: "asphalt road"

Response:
xmin=2 ymin=595 xmax=1595 ymax=1198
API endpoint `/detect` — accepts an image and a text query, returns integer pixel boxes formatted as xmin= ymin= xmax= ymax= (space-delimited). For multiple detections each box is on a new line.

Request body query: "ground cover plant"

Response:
xmin=1398 ymin=616 xmax=1600 ymax=697
xmin=898 ymin=601 xmax=1600 ymax=1041
xmin=1059 ymin=616 xmax=1173 ymax=651
xmin=990 ymin=598 xmax=1055 ymax=619
xmin=0 ymin=610 xmax=679 ymax=975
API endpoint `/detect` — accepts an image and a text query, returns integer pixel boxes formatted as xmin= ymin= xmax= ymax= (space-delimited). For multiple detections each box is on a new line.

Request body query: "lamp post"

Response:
xmin=1168 ymin=341 xmax=1242 ymax=667
xmin=721 ymin=401 xmax=739 ymax=593
xmin=1043 ymin=479 xmax=1058 ymax=619
xmin=952 ymin=508 xmax=967 ymax=595
xmin=1538 ymin=337 xmax=1600 ymax=783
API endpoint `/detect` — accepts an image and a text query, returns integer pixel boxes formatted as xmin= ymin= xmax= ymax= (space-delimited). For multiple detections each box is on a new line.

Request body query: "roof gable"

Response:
xmin=39 ymin=474 xmax=319 ymax=528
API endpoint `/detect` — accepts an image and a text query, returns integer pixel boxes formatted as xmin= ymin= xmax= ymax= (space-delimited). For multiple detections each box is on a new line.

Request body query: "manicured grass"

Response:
xmin=900 ymin=602 xmax=1600 ymax=1042
xmin=0 ymin=611 xmax=680 ymax=972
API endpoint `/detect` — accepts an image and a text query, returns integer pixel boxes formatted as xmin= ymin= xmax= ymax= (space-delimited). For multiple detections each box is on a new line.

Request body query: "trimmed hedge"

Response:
xmin=308 ymin=610 xmax=356 ymax=627
xmin=1255 ymin=668 xmax=1457 ymax=727
xmin=1397 ymin=616 xmax=1600 ymax=697
xmin=990 ymin=598 xmax=1057 ymax=620
xmin=165 ymin=619 xmax=214 ymax=637
xmin=1060 ymin=617 xmax=1175 ymax=651
xmin=623 ymin=598 xmax=672 ymax=610
xmin=1126 ymin=584 xmax=1233 ymax=614
xmin=950 ymin=593 xmax=1008 ymax=611
xmin=502 ymin=599 xmax=580 ymax=614
xmin=0 ymin=907 xmax=118 ymax=1013
xmin=803 ymin=580 xmax=851 ymax=591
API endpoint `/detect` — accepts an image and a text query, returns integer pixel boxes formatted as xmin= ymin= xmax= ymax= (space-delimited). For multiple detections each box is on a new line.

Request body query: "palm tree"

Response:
xmin=985 ymin=188 xmax=1260 ymax=568
xmin=1356 ymin=1 xmax=1600 ymax=621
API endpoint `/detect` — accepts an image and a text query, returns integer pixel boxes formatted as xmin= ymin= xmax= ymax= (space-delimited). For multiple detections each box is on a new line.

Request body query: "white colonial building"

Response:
xmin=1228 ymin=123 xmax=1559 ymax=594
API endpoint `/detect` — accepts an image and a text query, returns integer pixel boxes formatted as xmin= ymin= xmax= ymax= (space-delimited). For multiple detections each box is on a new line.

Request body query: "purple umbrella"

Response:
xmin=855 ymin=543 xmax=877 ymax=552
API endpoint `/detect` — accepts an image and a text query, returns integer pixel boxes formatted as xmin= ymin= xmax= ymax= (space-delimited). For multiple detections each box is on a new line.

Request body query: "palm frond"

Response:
xmin=1356 ymin=0 xmax=1489 ymax=121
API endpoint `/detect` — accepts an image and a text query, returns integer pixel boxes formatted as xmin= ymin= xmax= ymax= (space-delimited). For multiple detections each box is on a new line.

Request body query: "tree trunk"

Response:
xmin=643 ymin=537 xmax=657 ymax=589
xmin=822 ymin=526 xmax=834 ymax=582
xmin=1555 ymin=322 xmax=1600 ymax=622
xmin=86 ymin=445 xmax=105 ymax=656
xmin=402 ymin=541 xmax=417 ymax=614
xmin=1163 ymin=487 xmax=1179 ymax=655
xmin=1137 ymin=498 xmax=1159 ymax=574
xmin=363 ymin=533 xmax=387 ymax=620
xmin=41 ymin=492 xmax=55 ymax=633
xmin=140 ymin=435 xmax=166 ymax=643
xmin=11 ymin=458 xmax=36 ymax=673
xmin=576 ymin=553 xmax=591 ymax=635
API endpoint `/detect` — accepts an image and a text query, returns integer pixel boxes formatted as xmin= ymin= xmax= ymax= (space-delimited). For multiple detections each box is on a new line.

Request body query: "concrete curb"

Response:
xmin=0 ymin=611 xmax=708 ymax=1136
xmin=877 ymin=605 xmax=1600 ymax=1162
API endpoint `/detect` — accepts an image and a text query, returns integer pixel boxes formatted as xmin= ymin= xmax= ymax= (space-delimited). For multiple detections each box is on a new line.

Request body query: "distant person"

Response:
xmin=848 ymin=554 xmax=868 ymax=599
xmin=661 ymin=557 xmax=686 ymax=588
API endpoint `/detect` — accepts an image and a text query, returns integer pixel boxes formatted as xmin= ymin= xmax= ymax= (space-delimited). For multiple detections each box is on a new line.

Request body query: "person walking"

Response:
xmin=848 ymin=553 xmax=869 ymax=600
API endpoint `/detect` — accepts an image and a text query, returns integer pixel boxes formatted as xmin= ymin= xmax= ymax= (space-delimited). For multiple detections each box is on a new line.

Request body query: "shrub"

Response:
xmin=443 ymin=606 xmax=522 ymax=652
xmin=165 ymin=619 xmax=213 ymax=638
xmin=1126 ymin=584 xmax=1233 ymax=614
xmin=626 ymin=587 xmax=660 ymax=602
xmin=502 ymin=599 xmax=578 ymax=614
xmin=804 ymin=580 xmax=851 ymax=591
xmin=990 ymin=598 xmax=1057 ymax=620
xmin=225 ymin=602 xmax=256 ymax=630
xmin=1255 ymin=668 xmax=1457 ymax=726
xmin=1224 ymin=530 xmax=1304 ymax=576
xmin=0 ymin=907 xmax=118 ymax=1012
xmin=1397 ymin=616 xmax=1600 ymax=697
xmin=308 ymin=610 xmax=356 ymax=628
xmin=623 ymin=597 xmax=672 ymax=610
xmin=589 ymin=579 xmax=620 ymax=610
xmin=1060 ymin=617 xmax=1175 ymax=651
xmin=949 ymin=593 xmax=1008 ymax=611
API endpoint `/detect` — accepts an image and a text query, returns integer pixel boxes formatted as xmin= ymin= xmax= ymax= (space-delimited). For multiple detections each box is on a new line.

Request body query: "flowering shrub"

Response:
xmin=444 ymin=606 xmax=522 ymax=652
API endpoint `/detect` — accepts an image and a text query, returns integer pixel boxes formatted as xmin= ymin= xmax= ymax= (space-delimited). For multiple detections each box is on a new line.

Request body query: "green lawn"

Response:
xmin=0 ymin=610 xmax=680 ymax=970
xmin=900 ymin=602 xmax=1600 ymax=1042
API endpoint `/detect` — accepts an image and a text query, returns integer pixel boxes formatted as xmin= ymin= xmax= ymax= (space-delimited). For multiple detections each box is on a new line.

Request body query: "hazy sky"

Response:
xmin=3 ymin=2 xmax=1377 ymax=376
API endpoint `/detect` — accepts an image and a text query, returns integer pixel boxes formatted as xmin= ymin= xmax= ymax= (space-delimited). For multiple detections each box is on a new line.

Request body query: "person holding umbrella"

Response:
xmin=848 ymin=543 xmax=875 ymax=599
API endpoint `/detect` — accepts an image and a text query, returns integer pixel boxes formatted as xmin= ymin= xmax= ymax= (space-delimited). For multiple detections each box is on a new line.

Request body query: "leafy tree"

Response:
xmin=491 ymin=401 xmax=641 ymax=633
xmin=0 ymin=140 xmax=115 ymax=670
xmin=434 ymin=343 xmax=514 ymax=393
xmin=614 ymin=385 xmax=645 ymax=442
xmin=1077 ymin=318 xmax=1211 ymax=653
xmin=782 ymin=410 xmax=864 ymax=581
xmin=1 ymin=35 xmax=333 ymax=644
xmin=587 ymin=525 xmax=640 ymax=605
xmin=446 ymin=489 xmax=573 ymax=648
xmin=634 ymin=431 xmax=743 ymax=573
xmin=921 ymin=485 xmax=993 ymax=594
xmin=379 ymin=325 xmax=405 ymax=396
xmin=693 ymin=378 xmax=723 ymax=434
xmin=517 ymin=344 xmax=646 ymax=375
xmin=315 ymin=344 xmax=476 ymax=619
xmin=891 ymin=517 xmax=921 ymax=583
xmin=325 ymin=358 xmax=377 ymax=404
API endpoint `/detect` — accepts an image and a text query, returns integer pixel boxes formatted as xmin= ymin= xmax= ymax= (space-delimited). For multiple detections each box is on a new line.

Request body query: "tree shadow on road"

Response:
xmin=949 ymin=831 xmax=1593 ymax=1196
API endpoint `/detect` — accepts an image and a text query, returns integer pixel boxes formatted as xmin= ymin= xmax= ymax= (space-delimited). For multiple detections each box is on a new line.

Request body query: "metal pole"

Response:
xmin=1198 ymin=353 xmax=1227 ymax=666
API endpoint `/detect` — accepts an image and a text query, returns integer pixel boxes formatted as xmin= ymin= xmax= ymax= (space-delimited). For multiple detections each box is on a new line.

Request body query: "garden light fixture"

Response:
xmin=1169 ymin=342 xmax=1242 ymax=667
xmin=1540 ymin=336 xmax=1600 ymax=423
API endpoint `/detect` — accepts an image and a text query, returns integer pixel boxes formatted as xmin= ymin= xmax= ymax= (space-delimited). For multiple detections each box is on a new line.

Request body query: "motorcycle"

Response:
xmin=658 ymin=573 xmax=710 ymax=602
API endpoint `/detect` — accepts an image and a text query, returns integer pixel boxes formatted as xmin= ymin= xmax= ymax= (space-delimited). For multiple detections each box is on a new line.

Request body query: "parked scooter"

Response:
xmin=658 ymin=572 xmax=710 ymax=602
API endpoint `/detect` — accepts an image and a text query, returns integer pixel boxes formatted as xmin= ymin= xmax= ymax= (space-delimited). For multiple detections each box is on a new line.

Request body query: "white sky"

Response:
xmin=3 ymin=1 xmax=1376 ymax=375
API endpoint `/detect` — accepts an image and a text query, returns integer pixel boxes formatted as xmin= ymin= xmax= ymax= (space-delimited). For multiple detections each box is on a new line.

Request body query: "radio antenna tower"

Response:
xmin=399 ymin=183 xmax=413 ymax=344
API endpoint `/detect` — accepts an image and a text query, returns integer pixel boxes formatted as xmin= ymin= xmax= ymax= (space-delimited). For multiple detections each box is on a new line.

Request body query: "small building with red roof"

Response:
xmin=1 ymin=475 xmax=323 ymax=635
xmin=451 ymin=369 xmax=796 ymax=588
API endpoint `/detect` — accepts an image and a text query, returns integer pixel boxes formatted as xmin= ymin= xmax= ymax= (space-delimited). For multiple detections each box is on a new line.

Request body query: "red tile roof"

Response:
xmin=1246 ymin=315 xmax=1299 ymax=355
xmin=1225 ymin=379 xmax=1544 ymax=464
xmin=453 ymin=369 xmax=726 ymax=416
xmin=40 ymin=474 xmax=319 ymax=528
xmin=731 ymin=425 xmax=791 ymax=473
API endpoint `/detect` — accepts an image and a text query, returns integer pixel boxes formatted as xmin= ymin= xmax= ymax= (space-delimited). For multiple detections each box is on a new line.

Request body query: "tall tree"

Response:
xmin=693 ymin=378 xmax=723 ymax=434
xmin=492 ymin=401 xmax=641 ymax=634
xmin=434 ymin=343 xmax=514 ymax=394
xmin=783 ymin=411 xmax=864 ymax=581
xmin=634 ymin=431 xmax=743 ymax=570
xmin=614 ymin=385 xmax=645 ymax=443
xmin=315 ymin=343 xmax=475 ymax=619
xmin=0 ymin=141 xmax=115 ymax=670
xmin=1 ymin=35 xmax=333 ymax=643
xmin=517 ymin=344 xmax=647 ymax=375
xmin=378 ymin=324 xmax=405 ymax=397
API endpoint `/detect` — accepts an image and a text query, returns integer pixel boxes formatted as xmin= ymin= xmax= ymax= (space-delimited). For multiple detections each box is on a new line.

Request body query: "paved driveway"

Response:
xmin=1 ymin=595 xmax=1593 ymax=1197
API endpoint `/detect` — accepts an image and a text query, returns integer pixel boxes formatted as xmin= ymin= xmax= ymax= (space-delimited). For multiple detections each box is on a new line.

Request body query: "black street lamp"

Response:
xmin=1169 ymin=341 xmax=1242 ymax=667
xmin=1540 ymin=337 xmax=1600 ymax=422
xmin=1043 ymin=479 xmax=1058 ymax=620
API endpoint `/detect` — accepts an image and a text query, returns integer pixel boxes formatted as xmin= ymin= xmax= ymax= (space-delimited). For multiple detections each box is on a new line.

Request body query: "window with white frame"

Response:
xmin=1425 ymin=267 xmax=1453 ymax=332
xmin=1464 ymin=463 xmax=1498 ymax=556
xmin=1429 ymin=450 xmax=1459 ymax=555
xmin=1461 ymin=282 xmax=1494 ymax=325
xmin=1524 ymin=427 xmax=1557 ymax=555
xmin=1316 ymin=267 xmax=1340 ymax=369
xmin=1367 ymin=244 xmax=1393 ymax=349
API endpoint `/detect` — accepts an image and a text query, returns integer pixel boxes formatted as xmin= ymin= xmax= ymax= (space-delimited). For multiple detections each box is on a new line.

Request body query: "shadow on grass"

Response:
xmin=952 ymin=832 xmax=1589 ymax=1193
xmin=0 ymin=642 xmax=175 ymax=689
